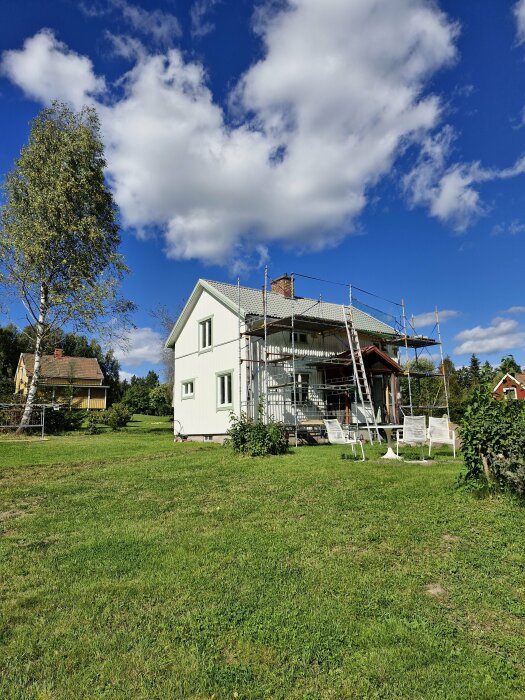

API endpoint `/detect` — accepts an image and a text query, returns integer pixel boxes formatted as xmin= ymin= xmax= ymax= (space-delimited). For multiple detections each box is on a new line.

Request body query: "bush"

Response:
xmin=101 ymin=402 xmax=131 ymax=430
xmin=45 ymin=407 xmax=86 ymax=434
xmin=149 ymin=384 xmax=172 ymax=416
xmin=226 ymin=412 xmax=288 ymax=457
xmin=459 ymin=387 xmax=525 ymax=497
xmin=85 ymin=412 xmax=101 ymax=435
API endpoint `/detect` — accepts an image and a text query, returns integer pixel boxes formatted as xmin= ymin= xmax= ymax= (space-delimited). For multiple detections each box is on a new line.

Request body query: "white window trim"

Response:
xmin=198 ymin=315 xmax=213 ymax=353
xmin=293 ymin=372 xmax=310 ymax=404
xmin=216 ymin=370 xmax=233 ymax=410
xmin=503 ymin=386 xmax=517 ymax=400
xmin=181 ymin=379 xmax=195 ymax=400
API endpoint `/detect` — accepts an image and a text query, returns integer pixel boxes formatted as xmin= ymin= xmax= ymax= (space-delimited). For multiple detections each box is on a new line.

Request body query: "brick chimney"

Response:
xmin=271 ymin=274 xmax=294 ymax=298
xmin=54 ymin=348 xmax=64 ymax=359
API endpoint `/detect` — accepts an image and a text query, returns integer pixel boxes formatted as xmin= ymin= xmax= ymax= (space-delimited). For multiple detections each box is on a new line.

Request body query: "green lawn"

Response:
xmin=1 ymin=416 xmax=524 ymax=699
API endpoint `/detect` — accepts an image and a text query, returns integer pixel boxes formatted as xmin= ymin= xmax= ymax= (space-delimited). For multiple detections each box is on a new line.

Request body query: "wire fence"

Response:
xmin=0 ymin=403 xmax=48 ymax=439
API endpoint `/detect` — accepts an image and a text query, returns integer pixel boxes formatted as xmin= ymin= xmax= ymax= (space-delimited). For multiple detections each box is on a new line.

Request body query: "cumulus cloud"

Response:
xmin=412 ymin=309 xmax=459 ymax=328
xmin=404 ymin=128 xmax=525 ymax=230
xmin=2 ymin=0 xmax=460 ymax=263
xmin=505 ymin=306 xmax=525 ymax=314
xmin=114 ymin=326 xmax=164 ymax=367
xmin=453 ymin=317 xmax=525 ymax=355
xmin=1 ymin=29 xmax=105 ymax=109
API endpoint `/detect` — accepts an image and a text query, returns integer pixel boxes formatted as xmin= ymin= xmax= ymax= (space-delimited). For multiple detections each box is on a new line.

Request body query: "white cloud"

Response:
xmin=3 ymin=1 xmax=459 ymax=264
xmin=112 ymin=0 xmax=182 ymax=46
xmin=505 ymin=306 xmax=525 ymax=314
xmin=191 ymin=0 xmax=221 ymax=38
xmin=119 ymin=369 xmax=136 ymax=382
xmin=453 ymin=317 xmax=525 ymax=355
xmin=404 ymin=128 xmax=525 ymax=231
xmin=491 ymin=220 xmax=525 ymax=236
xmin=1 ymin=29 xmax=105 ymax=109
xmin=114 ymin=326 xmax=164 ymax=367
xmin=412 ymin=309 xmax=459 ymax=328
xmin=515 ymin=0 xmax=525 ymax=43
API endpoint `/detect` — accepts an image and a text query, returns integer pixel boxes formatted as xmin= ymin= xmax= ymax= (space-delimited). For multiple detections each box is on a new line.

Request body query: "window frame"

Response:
xmin=216 ymin=370 xmax=233 ymax=410
xmin=503 ymin=386 xmax=517 ymax=400
xmin=198 ymin=316 xmax=213 ymax=353
xmin=181 ymin=379 xmax=195 ymax=400
xmin=293 ymin=372 xmax=310 ymax=404
xmin=290 ymin=331 xmax=308 ymax=345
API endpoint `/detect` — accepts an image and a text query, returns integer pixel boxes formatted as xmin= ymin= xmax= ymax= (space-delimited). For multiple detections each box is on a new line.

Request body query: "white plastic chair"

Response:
xmin=396 ymin=416 xmax=427 ymax=459
xmin=323 ymin=419 xmax=365 ymax=460
xmin=428 ymin=416 xmax=456 ymax=458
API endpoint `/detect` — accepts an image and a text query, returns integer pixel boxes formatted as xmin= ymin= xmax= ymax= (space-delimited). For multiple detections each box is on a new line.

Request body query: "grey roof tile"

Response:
xmin=204 ymin=280 xmax=396 ymax=336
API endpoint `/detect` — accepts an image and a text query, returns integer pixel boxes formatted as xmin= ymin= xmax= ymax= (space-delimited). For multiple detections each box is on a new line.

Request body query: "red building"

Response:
xmin=493 ymin=373 xmax=525 ymax=401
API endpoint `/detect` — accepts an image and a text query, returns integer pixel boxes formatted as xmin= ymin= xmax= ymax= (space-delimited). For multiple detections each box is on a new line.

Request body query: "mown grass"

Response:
xmin=1 ymin=416 xmax=524 ymax=699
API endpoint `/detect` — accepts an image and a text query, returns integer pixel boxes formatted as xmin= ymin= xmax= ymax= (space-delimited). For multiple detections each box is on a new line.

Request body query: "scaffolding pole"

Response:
xmin=435 ymin=307 xmax=450 ymax=418
xmin=237 ymin=277 xmax=242 ymax=418
xmin=263 ymin=266 xmax=269 ymax=423
xmin=401 ymin=299 xmax=413 ymax=416
xmin=291 ymin=275 xmax=298 ymax=447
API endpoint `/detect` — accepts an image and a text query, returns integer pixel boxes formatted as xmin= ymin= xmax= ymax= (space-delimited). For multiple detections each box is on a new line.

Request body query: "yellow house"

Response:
xmin=15 ymin=349 xmax=108 ymax=410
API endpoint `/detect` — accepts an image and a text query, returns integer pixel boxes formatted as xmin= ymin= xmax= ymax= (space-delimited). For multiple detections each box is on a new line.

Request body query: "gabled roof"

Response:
xmin=21 ymin=354 xmax=104 ymax=381
xmin=493 ymin=372 xmax=525 ymax=392
xmin=166 ymin=278 xmax=397 ymax=348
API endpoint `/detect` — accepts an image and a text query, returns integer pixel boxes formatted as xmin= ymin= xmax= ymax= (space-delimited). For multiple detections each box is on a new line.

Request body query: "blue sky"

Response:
xmin=1 ymin=0 xmax=525 ymax=379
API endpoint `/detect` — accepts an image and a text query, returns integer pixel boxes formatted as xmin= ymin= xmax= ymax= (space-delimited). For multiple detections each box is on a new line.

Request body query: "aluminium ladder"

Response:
xmin=342 ymin=305 xmax=381 ymax=443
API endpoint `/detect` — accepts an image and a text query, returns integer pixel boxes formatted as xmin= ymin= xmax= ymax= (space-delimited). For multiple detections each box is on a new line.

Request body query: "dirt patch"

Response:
xmin=424 ymin=582 xmax=448 ymax=599
xmin=0 ymin=509 xmax=25 ymax=523
xmin=442 ymin=533 xmax=460 ymax=543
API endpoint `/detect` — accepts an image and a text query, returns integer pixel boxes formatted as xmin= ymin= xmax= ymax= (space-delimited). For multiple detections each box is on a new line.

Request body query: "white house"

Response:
xmin=165 ymin=275 xmax=436 ymax=441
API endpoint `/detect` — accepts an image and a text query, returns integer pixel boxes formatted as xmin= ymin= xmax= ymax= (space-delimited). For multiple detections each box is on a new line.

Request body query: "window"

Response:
xmin=293 ymin=373 xmax=309 ymax=404
xmin=199 ymin=318 xmax=212 ymax=350
xmin=217 ymin=372 xmax=233 ymax=408
xmin=503 ymin=387 xmax=517 ymax=400
xmin=290 ymin=331 xmax=307 ymax=344
xmin=182 ymin=380 xmax=194 ymax=399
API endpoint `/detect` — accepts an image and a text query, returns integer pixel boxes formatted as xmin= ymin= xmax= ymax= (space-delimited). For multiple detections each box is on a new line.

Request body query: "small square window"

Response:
xmin=290 ymin=331 xmax=307 ymax=344
xmin=217 ymin=372 xmax=233 ymax=408
xmin=182 ymin=380 xmax=194 ymax=398
xmin=199 ymin=318 xmax=212 ymax=350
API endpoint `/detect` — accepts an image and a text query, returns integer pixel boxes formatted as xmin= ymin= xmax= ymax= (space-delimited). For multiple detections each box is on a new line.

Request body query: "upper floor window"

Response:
xmin=199 ymin=318 xmax=212 ymax=351
xmin=503 ymin=387 xmax=517 ymax=400
xmin=290 ymin=331 xmax=307 ymax=344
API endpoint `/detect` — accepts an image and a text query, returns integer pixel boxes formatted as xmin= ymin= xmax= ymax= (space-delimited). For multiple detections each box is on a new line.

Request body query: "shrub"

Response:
xmin=45 ymin=407 xmax=86 ymax=434
xmin=226 ymin=412 xmax=288 ymax=457
xmin=459 ymin=387 xmax=525 ymax=497
xmin=85 ymin=412 xmax=101 ymax=435
xmin=102 ymin=402 xmax=131 ymax=430
xmin=149 ymin=384 xmax=172 ymax=416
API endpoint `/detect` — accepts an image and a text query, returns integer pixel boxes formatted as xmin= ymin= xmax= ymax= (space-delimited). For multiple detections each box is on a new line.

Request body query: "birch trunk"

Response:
xmin=17 ymin=284 xmax=48 ymax=431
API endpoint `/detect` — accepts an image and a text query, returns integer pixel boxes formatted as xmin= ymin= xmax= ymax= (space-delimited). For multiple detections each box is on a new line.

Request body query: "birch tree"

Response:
xmin=0 ymin=101 xmax=135 ymax=430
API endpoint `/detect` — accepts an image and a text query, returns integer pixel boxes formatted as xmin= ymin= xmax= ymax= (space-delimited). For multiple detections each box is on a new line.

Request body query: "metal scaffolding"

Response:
xmin=237 ymin=268 xmax=449 ymax=443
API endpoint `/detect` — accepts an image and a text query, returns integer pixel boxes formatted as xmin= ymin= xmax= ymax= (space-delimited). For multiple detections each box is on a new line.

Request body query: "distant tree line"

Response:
xmin=0 ymin=323 xmax=171 ymax=417
xmin=400 ymin=353 xmax=523 ymax=423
